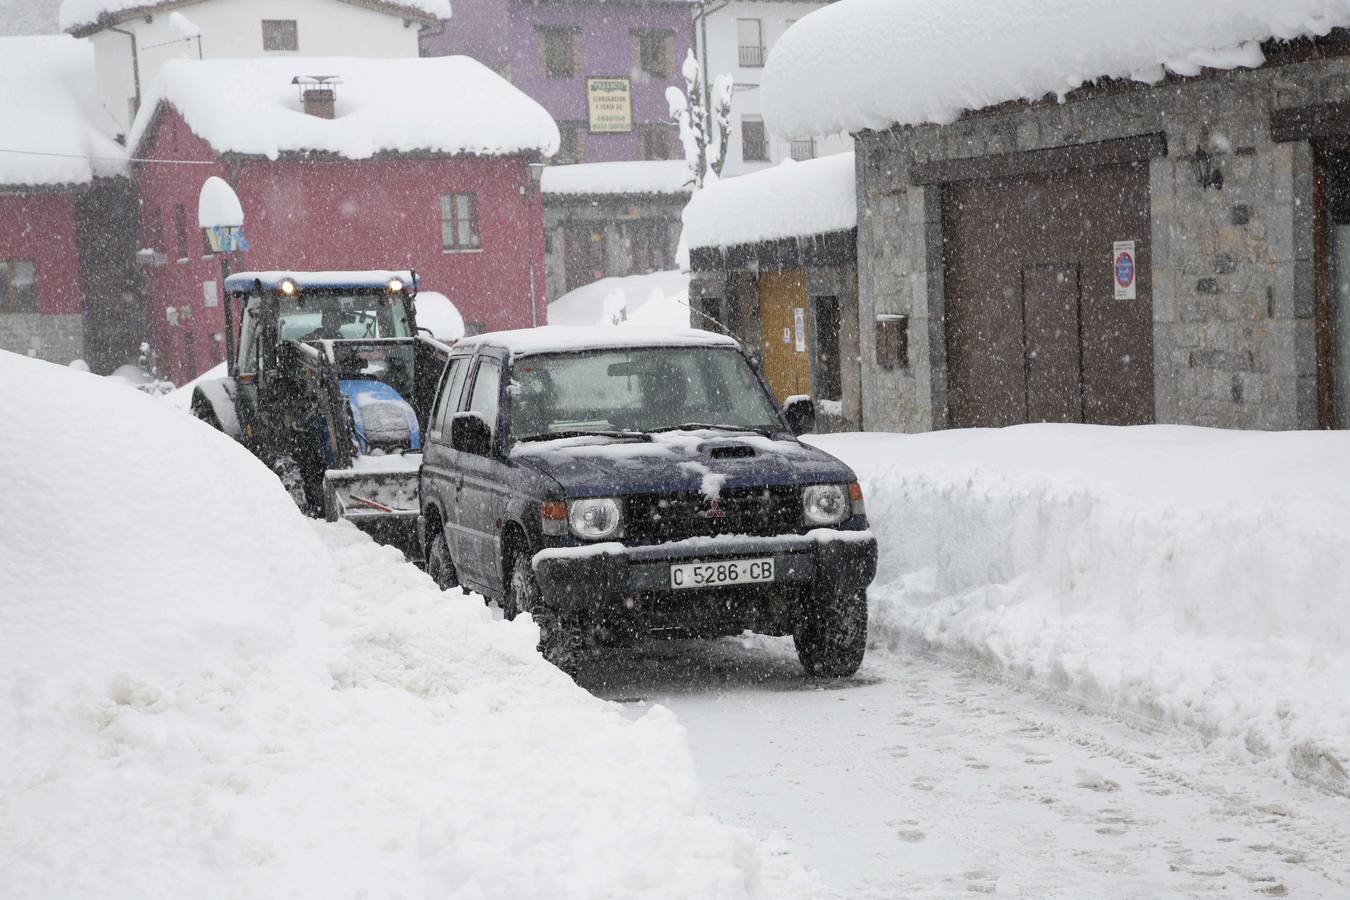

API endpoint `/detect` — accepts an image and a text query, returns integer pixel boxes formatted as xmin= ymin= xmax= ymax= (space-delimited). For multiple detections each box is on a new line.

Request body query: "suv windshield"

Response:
xmin=277 ymin=291 xmax=413 ymax=343
xmin=510 ymin=346 xmax=782 ymax=441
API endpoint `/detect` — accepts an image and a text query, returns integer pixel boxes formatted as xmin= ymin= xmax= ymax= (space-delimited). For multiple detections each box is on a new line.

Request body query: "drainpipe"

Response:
xmin=693 ymin=0 xmax=730 ymax=115
xmin=108 ymin=25 xmax=141 ymax=127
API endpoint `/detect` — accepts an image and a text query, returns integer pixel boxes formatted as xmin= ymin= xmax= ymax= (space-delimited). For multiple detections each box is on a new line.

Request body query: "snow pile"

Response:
xmin=0 ymin=350 xmax=810 ymax=898
xmin=0 ymin=35 xmax=126 ymax=186
xmin=763 ymin=0 xmax=1350 ymax=138
xmin=127 ymin=56 xmax=559 ymax=160
xmin=543 ymin=160 xmax=691 ymax=196
xmin=61 ymin=0 xmax=450 ymax=33
xmin=197 ymin=175 xmax=242 ymax=228
xmin=415 ymin=289 xmax=466 ymax=341
xmin=166 ymin=359 xmax=227 ymax=408
xmin=812 ymin=425 xmax=1350 ymax=794
xmin=682 ymin=154 xmax=855 ymax=251
xmin=549 ymin=270 xmax=691 ymax=329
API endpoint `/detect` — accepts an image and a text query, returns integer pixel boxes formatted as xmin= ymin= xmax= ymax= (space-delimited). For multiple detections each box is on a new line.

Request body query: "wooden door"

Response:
xmin=758 ymin=270 xmax=811 ymax=402
xmin=1022 ymin=264 xmax=1084 ymax=422
xmin=944 ymin=161 xmax=1154 ymax=427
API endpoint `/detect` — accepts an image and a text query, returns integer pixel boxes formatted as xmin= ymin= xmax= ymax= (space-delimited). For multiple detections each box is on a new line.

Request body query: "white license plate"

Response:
xmin=670 ymin=558 xmax=775 ymax=589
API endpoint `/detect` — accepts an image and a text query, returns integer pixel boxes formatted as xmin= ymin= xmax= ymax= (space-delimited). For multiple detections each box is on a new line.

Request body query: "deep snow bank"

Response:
xmin=0 ymin=351 xmax=812 ymax=899
xmin=548 ymin=270 xmax=691 ymax=329
xmin=812 ymin=425 xmax=1350 ymax=793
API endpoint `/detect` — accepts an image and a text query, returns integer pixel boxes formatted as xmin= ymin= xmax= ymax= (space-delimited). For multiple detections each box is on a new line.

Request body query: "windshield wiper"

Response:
xmin=516 ymin=429 xmax=652 ymax=443
xmin=647 ymin=422 xmax=772 ymax=437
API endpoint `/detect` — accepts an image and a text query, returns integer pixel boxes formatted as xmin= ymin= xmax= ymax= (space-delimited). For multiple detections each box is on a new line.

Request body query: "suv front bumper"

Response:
xmin=531 ymin=527 xmax=878 ymax=612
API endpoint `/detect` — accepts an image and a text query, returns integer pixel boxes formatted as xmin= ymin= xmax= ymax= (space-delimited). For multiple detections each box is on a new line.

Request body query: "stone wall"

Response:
xmin=856 ymin=53 xmax=1350 ymax=432
xmin=543 ymin=196 xmax=686 ymax=302
xmin=0 ymin=314 xmax=84 ymax=365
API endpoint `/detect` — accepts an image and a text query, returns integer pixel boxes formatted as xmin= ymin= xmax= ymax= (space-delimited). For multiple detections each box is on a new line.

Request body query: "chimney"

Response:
xmin=291 ymin=75 xmax=342 ymax=119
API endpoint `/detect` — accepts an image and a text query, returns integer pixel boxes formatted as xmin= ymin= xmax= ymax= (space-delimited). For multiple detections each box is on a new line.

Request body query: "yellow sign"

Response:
xmin=587 ymin=77 xmax=632 ymax=133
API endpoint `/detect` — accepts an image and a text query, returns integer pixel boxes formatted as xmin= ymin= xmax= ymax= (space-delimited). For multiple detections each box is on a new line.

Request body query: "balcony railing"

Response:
xmin=790 ymin=138 xmax=816 ymax=161
xmin=738 ymin=45 xmax=766 ymax=67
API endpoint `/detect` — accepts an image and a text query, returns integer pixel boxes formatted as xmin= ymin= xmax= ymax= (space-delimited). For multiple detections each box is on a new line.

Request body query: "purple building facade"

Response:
xmin=422 ymin=0 xmax=694 ymax=164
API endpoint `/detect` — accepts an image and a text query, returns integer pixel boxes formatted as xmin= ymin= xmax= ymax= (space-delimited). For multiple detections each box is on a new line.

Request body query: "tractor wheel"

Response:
xmin=507 ymin=551 xmax=580 ymax=672
xmin=272 ymin=455 xmax=311 ymax=516
xmin=426 ymin=530 xmax=459 ymax=591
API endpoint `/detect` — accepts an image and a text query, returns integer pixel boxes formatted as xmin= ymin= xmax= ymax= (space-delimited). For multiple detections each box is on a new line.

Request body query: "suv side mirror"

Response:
xmin=450 ymin=411 xmax=492 ymax=456
xmin=783 ymin=395 xmax=816 ymax=436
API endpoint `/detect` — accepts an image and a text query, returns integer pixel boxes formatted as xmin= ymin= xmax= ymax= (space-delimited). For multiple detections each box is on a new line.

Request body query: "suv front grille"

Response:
xmin=624 ymin=486 xmax=801 ymax=544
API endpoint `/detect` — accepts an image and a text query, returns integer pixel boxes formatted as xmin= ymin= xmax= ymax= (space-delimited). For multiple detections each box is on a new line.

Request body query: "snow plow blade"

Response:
xmin=322 ymin=467 xmax=422 ymax=557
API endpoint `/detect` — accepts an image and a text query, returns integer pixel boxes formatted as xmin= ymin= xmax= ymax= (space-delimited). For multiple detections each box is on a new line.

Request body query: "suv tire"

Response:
xmin=794 ymin=589 xmax=868 ymax=677
xmin=508 ymin=551 xmax=580 ymax=672
xmin=427 ymin=530 xmax=458 ymax=590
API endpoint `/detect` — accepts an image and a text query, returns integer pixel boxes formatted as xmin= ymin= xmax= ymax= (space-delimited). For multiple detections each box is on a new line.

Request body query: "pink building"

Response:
xmin=0 ymin=35 xmax=135 ymax=372
xmin=129 ymin=55 xmax=559 ymax=382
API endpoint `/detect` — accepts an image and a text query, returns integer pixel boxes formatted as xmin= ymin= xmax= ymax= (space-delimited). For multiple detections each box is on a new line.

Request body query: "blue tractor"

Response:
xmin=190 ymin=271 xmax=450 ymax=552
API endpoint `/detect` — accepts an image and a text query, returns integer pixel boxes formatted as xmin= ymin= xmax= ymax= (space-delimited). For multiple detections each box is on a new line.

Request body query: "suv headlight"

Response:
xmin=802 ymin=484 xmax=849 ymax=526
xmin=568 ymin=497 xmax=623 ymax=540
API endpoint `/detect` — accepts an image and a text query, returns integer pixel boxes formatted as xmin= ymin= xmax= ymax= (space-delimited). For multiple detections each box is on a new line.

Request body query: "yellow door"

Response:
xmin=758 ymin=270 xmax=811 ymax=402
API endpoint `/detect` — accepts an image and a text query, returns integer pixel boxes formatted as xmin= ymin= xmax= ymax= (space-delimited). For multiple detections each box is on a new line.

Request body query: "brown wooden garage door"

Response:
xmin=942 ymin=161 xmax=1154 ymax=428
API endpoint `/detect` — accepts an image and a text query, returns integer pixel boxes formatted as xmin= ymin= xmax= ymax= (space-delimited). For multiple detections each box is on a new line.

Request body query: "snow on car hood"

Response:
xmin=512 ymin=429 xmax=855 ymax=498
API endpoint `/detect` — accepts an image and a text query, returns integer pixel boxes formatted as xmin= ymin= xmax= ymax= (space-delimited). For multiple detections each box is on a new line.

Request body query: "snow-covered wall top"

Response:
xmin=0 ymin=35 xmax=125 ymax=187
xmin=60 ymin=0 xmax=450 ymax=33
xmin=681 ymin=153 xmax=855 ymax=251
xmin=762 ymin=0 xmax=1350 ymax=139
xmin=542 ymin=160 xmax=691 ymax=197
xmin=127 ymin=56 xmax=559 ymax=160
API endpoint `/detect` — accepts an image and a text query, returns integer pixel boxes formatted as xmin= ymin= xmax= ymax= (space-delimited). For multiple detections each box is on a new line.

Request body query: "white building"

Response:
xmin=60 ymin=0 xmax=449 ymax=133
xmin=692 ymin=0 xmax=849 ymax=177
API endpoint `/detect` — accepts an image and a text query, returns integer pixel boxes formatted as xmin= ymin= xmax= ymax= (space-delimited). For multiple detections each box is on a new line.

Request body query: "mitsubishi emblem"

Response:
xmin=703 ymin=498 xmax=727 ymax=519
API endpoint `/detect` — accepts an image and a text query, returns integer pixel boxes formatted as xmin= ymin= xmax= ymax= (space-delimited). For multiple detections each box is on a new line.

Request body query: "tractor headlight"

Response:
xmin=568 ymin=498 xmax=623 ymax=540
xmin=279 ymin=278 xmax=298 ymax=296
xmin=802 ymin=484 xmax=849 ymax=527
xmin=388 ymin=278 xmax=404 ymax=293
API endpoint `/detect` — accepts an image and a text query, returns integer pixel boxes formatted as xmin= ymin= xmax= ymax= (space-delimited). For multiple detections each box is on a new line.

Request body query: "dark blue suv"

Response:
xmin=418 ymin=327 xmax=877 ymax=676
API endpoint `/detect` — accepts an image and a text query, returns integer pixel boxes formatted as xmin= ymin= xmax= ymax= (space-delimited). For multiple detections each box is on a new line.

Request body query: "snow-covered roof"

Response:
xmin=763 ymin=0 xmax=1350 ymax=139
xmin=128 ymin=56 xmax=558 ymax=160
xmin=60 ymin=0 xmax=450 ymax=35
xmin=548 ymin=270 xmax=690 ymax=329
xmin=457 ymin=325 xmax=737 ymax=356
xmin=0 ymin=35 xmax=126 ymax=187
xmin=681 ymin=153 xmax=855 ymax=251
xmin=542 ymin=160 xmax=691 ymax=197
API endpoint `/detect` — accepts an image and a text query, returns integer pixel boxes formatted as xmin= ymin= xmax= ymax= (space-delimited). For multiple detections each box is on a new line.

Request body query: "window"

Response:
xmin=737 ymin=19 xmax=764 ymax=67
xmin=0 ymin=260 xmax=37 ymax=313
xmin=628 ymin=219 xmax=672 ymax=272
xmin=262 ymin=20 xmax=298 ymax=52
xmin=174 ymin=204 xmax=189 ymax=257
xmin=637 ymin=124 xmax=678 ymax=161
xmin=467 ymin=358 xmax=502 ymax=441
xmin=741 ymin=117 xmax=768 ymax=162
xmin=632 ymin=28 xmax=673 ymax=78
xmin=537 ymin=27 xmax=579 ymax=79
xmin=147 ymin=207 xmax=164 ymax=251
xmin=790 ymin=137 xmax=816 ymax=161
xmin=432 ymin=356 xmax=471 ymax=441
xmin=556 ymin=122 xmax=588 ymax=164
xmin=876 ymin=314 xmax=909 ymax=370
xmin=440 ymin=193 xmax=481 ymax=251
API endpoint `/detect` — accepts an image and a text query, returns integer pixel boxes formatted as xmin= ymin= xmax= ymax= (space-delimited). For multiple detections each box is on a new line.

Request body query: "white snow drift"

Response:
xmin=813 ymin=425 xmax=1350 ymax=795
xmin=764 ymin=0 xmax=1350 ymax=138
xmin=548 ymin=270 xmax=691 ymax=329
xmin=681 ymin=154 xmax=856 ymax=252
xmin=0 ymin=351 xmax=812 ymax=899
xmin=127 ymin=55 xmax=560 ymax=161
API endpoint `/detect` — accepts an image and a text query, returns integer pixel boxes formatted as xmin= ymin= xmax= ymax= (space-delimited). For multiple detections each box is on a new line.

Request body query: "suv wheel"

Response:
xmin=508 ymin=551 xmax=580 ymax=672
xmin=426 ymin=530 xmax=458 ymax=590
xmin=794 ymin=589 xmax=868 ymax=677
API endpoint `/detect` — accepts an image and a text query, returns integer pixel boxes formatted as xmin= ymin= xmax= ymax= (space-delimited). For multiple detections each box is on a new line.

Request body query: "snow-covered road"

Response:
xmin=580 ymin=640 xmax=1350 ymax=899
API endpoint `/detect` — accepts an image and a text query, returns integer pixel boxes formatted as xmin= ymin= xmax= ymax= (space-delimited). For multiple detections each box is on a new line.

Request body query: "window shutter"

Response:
xmin=630 ymin=31 xmax=642 ymax=75
xmin=662 ymin=32 xmax=674 ymax=77
xmin=536 ymin=30 xmax=547 ymax=77
xmin=571 ymin=30 xmax=583 ymax=78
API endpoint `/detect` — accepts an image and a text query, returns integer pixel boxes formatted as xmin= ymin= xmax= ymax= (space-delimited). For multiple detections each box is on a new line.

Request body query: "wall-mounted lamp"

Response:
xmin=1191 ymin=145 xmax=1224 ymax=191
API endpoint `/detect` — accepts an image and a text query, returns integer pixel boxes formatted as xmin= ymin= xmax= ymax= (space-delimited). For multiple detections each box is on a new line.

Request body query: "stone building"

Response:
xmin=763 ymin=2 xmax=1350 ymax=432
xmin=541 ymin=160 xmax=688 ymax=299
xmin=682 ymin=152 xmax=860 ymax=429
